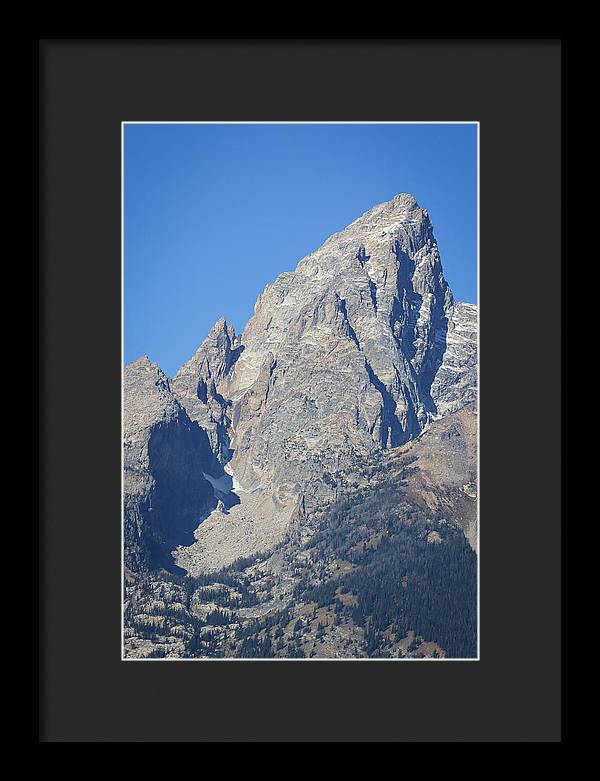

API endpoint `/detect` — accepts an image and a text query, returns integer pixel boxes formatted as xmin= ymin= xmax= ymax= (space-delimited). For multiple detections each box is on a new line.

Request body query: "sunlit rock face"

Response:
xmin=430 ymin=301 xmax=477 ymax=417
xmin=172 ymin=317 xmax=241 ymax=467
xmin=221 ymin=194 xmax=469 ymax=500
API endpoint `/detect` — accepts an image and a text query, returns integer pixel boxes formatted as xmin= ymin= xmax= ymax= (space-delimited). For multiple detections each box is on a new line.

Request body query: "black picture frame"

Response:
xmin=39 ymin=38 xmax=562 ymax=742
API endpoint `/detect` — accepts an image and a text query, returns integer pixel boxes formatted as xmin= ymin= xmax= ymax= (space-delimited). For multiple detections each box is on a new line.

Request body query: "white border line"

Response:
xmin=476 ymin=120 xmax=481 ymax=661
xmin=121 ymin=121 xmax=480 ymax=662
xmin=121 ymin=120 xmax=125 ymax=660
xmin=122 ymin=121 xmax=479 ymax=124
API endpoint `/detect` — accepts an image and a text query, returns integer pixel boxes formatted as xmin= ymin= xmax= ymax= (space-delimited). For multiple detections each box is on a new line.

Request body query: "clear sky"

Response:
xmin=125 ymin=123 xmax=477 ymax=375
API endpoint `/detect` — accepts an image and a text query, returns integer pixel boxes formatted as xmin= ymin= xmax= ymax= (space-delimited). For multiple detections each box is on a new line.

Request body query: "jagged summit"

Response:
xmin=218 ymin=193 xmax=464 ymax=497
xmin=294 ymin=193 xmax=433 ymax=280
xmin=348 ymin=192 xmax=426 ymax=227
xmin=170 ymin=316 xmax=239 ymax=466
xmin=126 ymin=354 xmax=160 ymax=371
xmin=123 ymin=356 xmax=174 ymax=423
xmin=327 ymin=193 xmax=428 ymax=242
xmin=205 ymin=315 xmax=234 ymax=341
xmin=175 ymin=317 xmax=235 ymax=384
xmin=168 ymin=193 xmax=475 ymax=500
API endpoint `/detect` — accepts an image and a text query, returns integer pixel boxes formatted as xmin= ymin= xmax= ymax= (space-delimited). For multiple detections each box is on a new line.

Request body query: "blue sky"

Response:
xmin=125 ymin=123 xmax=477 ymax=375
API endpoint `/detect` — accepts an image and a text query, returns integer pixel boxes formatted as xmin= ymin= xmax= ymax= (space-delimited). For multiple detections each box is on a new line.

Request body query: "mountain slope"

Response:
xmin=123 ymin=357 xmax=216 ymax=571
xmin=124 ymin=403 xmax=477 ymax=659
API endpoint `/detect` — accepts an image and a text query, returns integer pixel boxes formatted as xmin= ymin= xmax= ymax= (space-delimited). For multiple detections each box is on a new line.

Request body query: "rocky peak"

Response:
xmin=123 ymin=355 xmax=216 ymax=571
xmin=171 ymin=318 xmax=241 ymax=465
xmin=123 ymin=356 xmax=178 ymax=436
xmin=179 ymin=316 xmax=236 ymax=387
xmin=223 ymin=193 xmax=462 ymax=495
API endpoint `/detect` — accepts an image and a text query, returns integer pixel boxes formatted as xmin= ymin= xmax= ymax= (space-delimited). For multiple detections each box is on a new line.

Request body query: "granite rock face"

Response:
xmin=431 ymin=302 xmax=477 ymax=416
xmin=224 ymin=194 xmax=456 ymax=500
xmin=123 ymin=357 xmax=216 ymax=571
xmin=123 ymin=193 xmax=478 ymax=574
xmin=171 ymin=317 xmax=241 ymax=467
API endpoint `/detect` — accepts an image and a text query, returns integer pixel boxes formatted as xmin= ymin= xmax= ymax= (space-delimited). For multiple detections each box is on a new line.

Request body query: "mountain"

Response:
xmin=171 ymin=317 xmax=241 ymax=466
xmin=226 ymin=194 xmax=459 ymax=489
xmin=123 ymin=357 xmax=216 ymax=572
xmin=122 ymin=194 xmax=478 ymax=658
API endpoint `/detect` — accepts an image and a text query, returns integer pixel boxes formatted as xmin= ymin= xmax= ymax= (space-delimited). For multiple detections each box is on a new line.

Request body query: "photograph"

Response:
xmin=122 ymin=122 xmax=479 ymax=660
xmin=40 ymin=37 xmax=562 ymax=742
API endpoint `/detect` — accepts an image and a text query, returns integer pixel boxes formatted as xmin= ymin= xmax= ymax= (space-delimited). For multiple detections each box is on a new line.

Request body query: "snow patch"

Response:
xmin=203 ymin=471 xmax=234 ymax=495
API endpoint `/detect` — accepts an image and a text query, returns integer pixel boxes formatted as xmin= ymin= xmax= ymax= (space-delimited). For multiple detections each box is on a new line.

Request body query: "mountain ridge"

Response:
xmin=124 ymin=192 xmax=477 ymax=577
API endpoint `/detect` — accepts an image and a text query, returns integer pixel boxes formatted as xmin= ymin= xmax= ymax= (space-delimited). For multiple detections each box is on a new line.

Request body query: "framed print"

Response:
xmin=39 ymin=39 xmax=562 ymax=742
